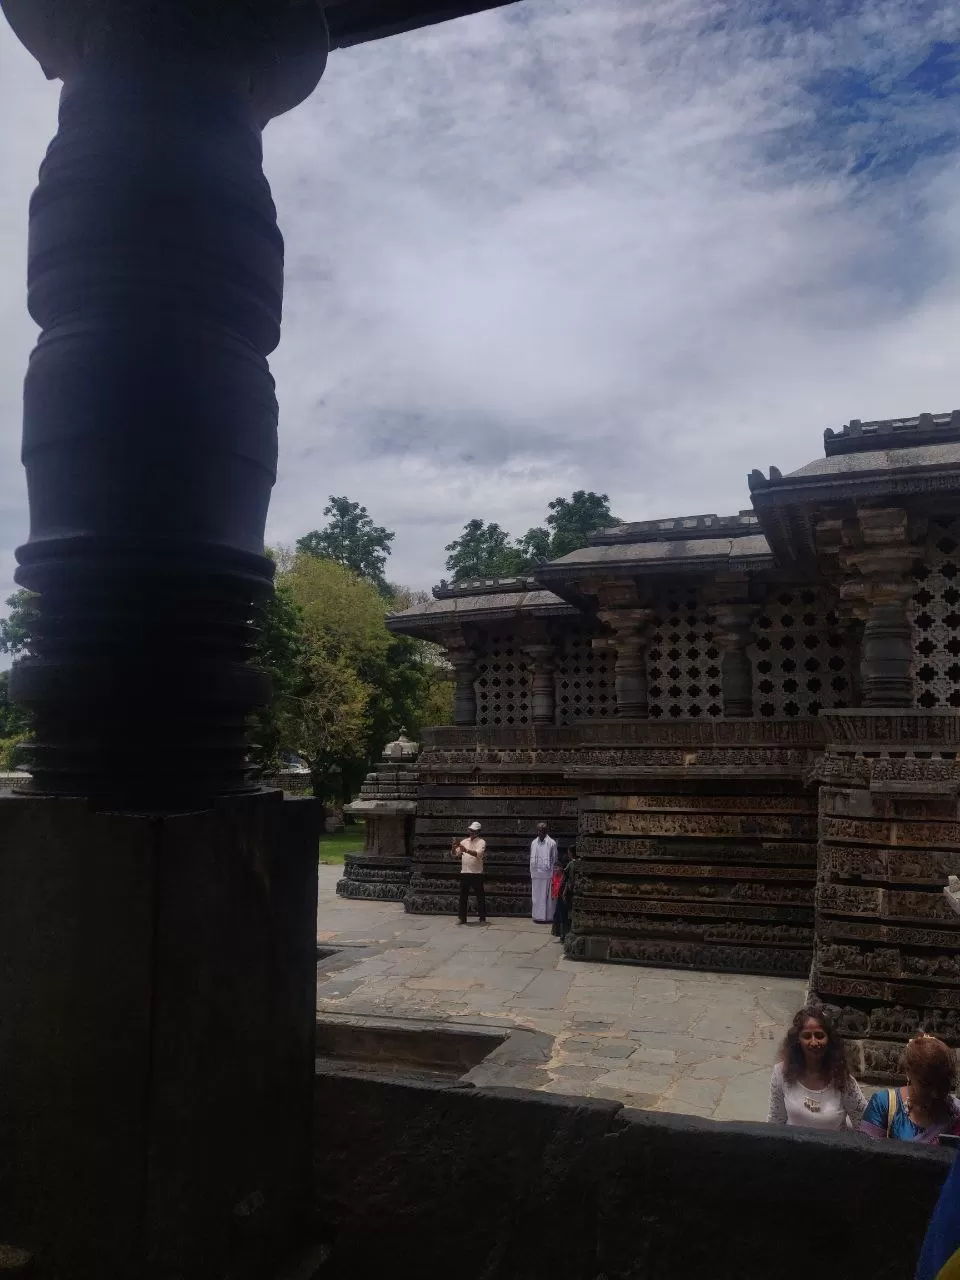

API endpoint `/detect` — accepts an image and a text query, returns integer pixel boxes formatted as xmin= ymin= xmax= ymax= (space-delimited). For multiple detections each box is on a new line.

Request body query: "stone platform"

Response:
xmin=316 ymin=866 xmax=804 ymax=1120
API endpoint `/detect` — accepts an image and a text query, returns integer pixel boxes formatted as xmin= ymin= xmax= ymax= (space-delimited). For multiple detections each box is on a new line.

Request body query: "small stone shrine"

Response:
xmin=389 ymin=410 xmax=960 ymax=1077
xmin=338 ymin=733 xmax=420 ymax=901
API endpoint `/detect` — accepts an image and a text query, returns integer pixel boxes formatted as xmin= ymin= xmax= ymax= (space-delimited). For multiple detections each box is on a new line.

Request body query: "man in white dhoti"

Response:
xmin=529 ymin=822 xmax=558 ymax=923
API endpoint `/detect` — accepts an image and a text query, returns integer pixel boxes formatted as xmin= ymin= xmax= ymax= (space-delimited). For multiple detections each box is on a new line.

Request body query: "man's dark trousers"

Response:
xmin=459 ymin=873 xmax=487 ymax=923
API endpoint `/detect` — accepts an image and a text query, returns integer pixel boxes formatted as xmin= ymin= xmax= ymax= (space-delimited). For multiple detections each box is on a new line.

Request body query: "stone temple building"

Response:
xmin=386 ymin=411 xmax=960 ymax=1080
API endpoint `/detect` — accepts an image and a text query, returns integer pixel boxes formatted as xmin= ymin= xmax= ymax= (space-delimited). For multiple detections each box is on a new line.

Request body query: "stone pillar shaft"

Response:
xmin=597 ymin=609 xmax=653 ymax=719
xmin=713 ymin=603 xmax=753 ymax=718
xmin=523 ymin=643 xmax=556 ymax=725
xmin=861 ymin=601 xmax=913 ymax=707
xmin=448 ymin=645 xmax=478 ymax=726
xmin=10 ymin=63 xmax=281 ymax=804
xmin=839 ymin=507 xmax=919 ymax=711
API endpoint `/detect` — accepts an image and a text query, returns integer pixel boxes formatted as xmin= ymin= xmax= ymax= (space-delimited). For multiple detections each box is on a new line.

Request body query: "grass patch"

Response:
xmin=319 ymin=825 xmax=364 ymax=865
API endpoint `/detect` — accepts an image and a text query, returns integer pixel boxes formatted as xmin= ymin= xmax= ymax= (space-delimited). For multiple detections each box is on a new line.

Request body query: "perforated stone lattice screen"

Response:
xmin=647 ymin=593 xmax=722 ymax=719
xmin=555 ymin=632 xmax=616 ymax=724
xmin=475 ymin=637 xmax=532 ymax=726
xmin=911 ymin=517 xmax=960 ymax=709
xmin=752 ymin=590 xmax=851 ymax=717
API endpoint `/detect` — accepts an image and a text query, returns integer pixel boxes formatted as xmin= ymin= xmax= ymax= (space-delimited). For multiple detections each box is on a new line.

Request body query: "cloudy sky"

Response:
xmin=1 ymin=0 xmax=959 ymax=635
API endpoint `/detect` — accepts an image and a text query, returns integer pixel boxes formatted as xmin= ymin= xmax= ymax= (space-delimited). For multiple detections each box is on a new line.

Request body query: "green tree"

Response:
xmin=444 ymin=520 xmax=528 ymax=581
xmin=521 ymin=490 xmax=619 ymax=561
xmin=251 ymin=581 xmax=308 ymax=774
xmin=0 ymin=591 xmax=36 ymax=767
xmin=0 ymin=670 xmax=28 ymax=770
xmin=263 ymin=555 xmax=384 ymax=800
xmin=0 ymin=589 xmax=38 ymax=658
xmin=251 ymin=555 xmax=454 ymax=801
xmin=296 ymin=496 xmax=395 ymax=592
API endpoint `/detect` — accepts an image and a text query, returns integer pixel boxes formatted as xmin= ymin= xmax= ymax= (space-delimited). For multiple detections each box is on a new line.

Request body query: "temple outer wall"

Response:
xmin=406 ymin=721 xmax=821 ymax=960
xmin=314 ymin=1068 xmax=949 ymax=1280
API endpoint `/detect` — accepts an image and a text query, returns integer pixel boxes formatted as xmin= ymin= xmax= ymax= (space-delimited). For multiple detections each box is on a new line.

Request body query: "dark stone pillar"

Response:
xmin=838 ymin=508 xmax=920 ymax=710
xmin=3 ymin=2 xmax=327 ymax=809
xmin=714 ymin=604 xmax=753 ymax=717
xmin=0 ymin=6 xmax=328 ymax=1277
xmin=524 ymin=643 xmax=557 ymax=725
xmin=448 ymin=641 xmax=478 ymax=727
xmin=599 ymin=610 xmax=652 ymax=718
xmin=861 ymin=599 xmax=914 ymax=707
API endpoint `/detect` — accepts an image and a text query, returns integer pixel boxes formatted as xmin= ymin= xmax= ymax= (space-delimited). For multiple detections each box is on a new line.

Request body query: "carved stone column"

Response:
xmin=597 ymin=608 xmax=654 ymax=718
xmin=840 ymin=508 xmax=922 ymax=708
xmin=3 ymin=0 xmax=329 ymax=807
xmin=0 ymin=5 xmax=328 ymax=1276
xmin=523 ymin=642 xmax=557 ymax=725
xmin=713 ymin=603 xmax=754 ymax=717
xmin=447 ymin=637 xmax=479 ymax=726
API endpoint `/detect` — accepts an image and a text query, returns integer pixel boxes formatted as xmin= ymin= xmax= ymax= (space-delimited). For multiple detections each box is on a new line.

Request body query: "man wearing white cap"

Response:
xmin=452 ymin=820 xmax=488 ymax=925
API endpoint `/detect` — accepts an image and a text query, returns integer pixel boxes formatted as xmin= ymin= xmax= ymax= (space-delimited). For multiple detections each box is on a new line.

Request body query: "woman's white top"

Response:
xmin=767 ymin=1061 xmax=866 ymax=1130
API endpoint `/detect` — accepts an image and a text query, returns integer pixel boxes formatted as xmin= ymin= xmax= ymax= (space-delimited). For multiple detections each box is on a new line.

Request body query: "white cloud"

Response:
xmin=1 ymin=0 xmax=959 ymax=664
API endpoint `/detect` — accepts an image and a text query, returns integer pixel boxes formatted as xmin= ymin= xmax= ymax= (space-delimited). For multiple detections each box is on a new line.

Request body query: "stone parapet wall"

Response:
xmin=314 ymin=1067 xmax=948 ymax=1280
xmin=811 ymin=710 xmax=960 ymax=1079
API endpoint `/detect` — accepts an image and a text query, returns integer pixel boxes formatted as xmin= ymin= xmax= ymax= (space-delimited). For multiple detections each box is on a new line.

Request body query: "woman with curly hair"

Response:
xmin=767 ymin=1006 xmax=866 ymax=1130
xmin=861 ymin=1033 xmax=960 ymax=1143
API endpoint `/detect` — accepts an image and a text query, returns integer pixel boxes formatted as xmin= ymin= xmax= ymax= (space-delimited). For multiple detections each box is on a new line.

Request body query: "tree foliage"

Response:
xmin=0 ymin=592 xmax=35 ymax=767
xmin=296 ymin=496 xmax=395 ymax=592
xmin=444 ymin=492 xmax=620 ymax=581
xmin=525 ymin=490 xmax=620 ymax=560
xmin=443 ymin=520 xmax=528 ymax=581
xmin=252 ymin=554 xmax=452 ymax=803
xmin=0 ymin=589 xmax=37 ymax=658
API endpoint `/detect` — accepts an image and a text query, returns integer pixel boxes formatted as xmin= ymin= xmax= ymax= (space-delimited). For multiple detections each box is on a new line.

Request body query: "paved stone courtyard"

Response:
xmin=316 ymin=867 xmax=806 ymax=1120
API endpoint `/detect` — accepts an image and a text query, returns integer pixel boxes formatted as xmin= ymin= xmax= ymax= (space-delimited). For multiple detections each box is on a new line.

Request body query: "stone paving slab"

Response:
xmin=315 ymin=866 xmax=805 ymax=1123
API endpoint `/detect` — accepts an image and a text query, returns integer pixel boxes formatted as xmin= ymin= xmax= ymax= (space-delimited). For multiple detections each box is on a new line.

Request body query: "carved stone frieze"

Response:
xmin=420 ymin=746 xmax=817 ymax=773
xmin=577 ymin=835 xmax=816 ymax=864
xmin=819 ymin=710 xmax=960 ymax=747
xmin=579 ymin=810 xmax=816 ymax=839
xmin=816 ymin=883 xmax=954 ymax=923
xmin=818 ymin=785 xmax=959 ymax=822
xmin=818 ymin=941 xmax=960 ymax=985
xmin=422 ymin=720 xmax=823 ymax=749
xmin=580 ymin=792 xmax=815 ymax=814
xmin=573 ymin=897 xmax=811 ymax=924
xmin=420 ymin=784 xmax=579 ymax=799
xmin=564 ymin=934 xmax=810 ymax=976
xmin=817 ymin=973 xmax=960 ymax=1009
xmin=418 ymin=797 xmax=579 ymax=818
xmin=806 ymin=753 xmax=871 ymax=787
xmin=822 ymin=844 xmax=960 ymax=885
xmin=818 ymin=918 xmax=960 ymax=950
xmin=577 ymin=862 xmax=814 ymax=884
xmin=821 ymin=814 xmax=960 ymax=848
xmin=415 ymin=816 xmax=577 ymax=836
